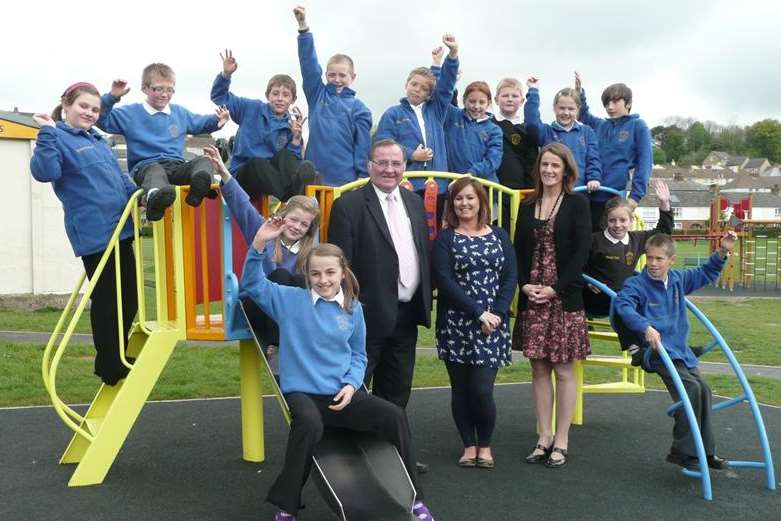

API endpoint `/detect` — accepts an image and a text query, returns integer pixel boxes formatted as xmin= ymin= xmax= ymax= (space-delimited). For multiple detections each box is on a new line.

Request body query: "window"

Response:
xmin=775 ymin=208 xmax=781 ymax=217
xmin=674 ymin=222 xmax=684 ymax=230
xmin=672 ymin=207 xmax=682 ymax=218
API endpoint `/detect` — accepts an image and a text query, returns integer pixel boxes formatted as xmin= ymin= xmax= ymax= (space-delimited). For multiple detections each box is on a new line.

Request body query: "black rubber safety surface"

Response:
xmin=1 ymin=385 xmax=778 ymax=521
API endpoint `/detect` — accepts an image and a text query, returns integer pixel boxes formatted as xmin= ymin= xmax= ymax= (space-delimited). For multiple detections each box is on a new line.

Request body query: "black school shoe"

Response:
xmin=666 ymin=451 xmax=729 ymax=470
xmin=185 ymin=171 xmax=214 ymax=207
xmin=145 ymin=186 xmax=176 ymax=222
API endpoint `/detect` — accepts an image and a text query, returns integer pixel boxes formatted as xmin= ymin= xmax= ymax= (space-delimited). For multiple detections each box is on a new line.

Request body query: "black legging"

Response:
xmin=445 ymin=361 xmax=499 ymax=448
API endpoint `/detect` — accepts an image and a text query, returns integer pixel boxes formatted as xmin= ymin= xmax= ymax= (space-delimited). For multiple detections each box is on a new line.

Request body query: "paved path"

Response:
xmin=6 ymin=330 xmax=781 ymax=380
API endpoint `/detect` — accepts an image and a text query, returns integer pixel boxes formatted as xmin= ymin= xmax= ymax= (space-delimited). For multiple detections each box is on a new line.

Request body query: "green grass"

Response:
xmin=6 ymin=341 xmax=778 ymax=408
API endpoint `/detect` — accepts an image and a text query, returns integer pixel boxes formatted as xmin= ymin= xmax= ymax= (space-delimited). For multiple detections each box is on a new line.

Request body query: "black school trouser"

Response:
xmin=81 ymin=238 xmax=138 ymax=385
xmin=133 ymin=157 xmax=215 ymax=195
xmin=364 ymin=301 xmax=419 ymax=409
xmin=234 ymin=149 xmax=304 ymax=201
xmin=267 ymin=390 xmax=421 ymax=515
xmin=445 ymin=361 xmax=499 ymax=448
xmin=656 ymin=361 xmax=715 ymax=457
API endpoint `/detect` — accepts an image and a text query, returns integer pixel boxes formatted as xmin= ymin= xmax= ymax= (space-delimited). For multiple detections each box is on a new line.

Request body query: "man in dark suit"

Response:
xmin=329 ymin=139 xmax=432 ymax=414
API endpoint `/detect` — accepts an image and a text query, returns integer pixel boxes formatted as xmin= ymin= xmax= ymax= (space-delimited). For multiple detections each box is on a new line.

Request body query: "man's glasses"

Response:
xmin=370 ymin=160 xmax=404 ymax=169
xmin=149 ymin=86 xmax=175 ymax=95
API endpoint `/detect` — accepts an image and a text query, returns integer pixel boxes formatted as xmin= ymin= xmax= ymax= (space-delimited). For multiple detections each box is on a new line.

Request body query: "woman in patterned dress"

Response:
xmin=432 ymin=177 xmax=517 ymax=468
xmin=513 ymin=143 xmax=592 ymax=468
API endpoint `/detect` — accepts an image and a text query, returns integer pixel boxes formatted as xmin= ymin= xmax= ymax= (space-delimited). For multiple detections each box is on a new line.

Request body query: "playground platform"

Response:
xmin=2 ymin=384 xmax=778 ymax=521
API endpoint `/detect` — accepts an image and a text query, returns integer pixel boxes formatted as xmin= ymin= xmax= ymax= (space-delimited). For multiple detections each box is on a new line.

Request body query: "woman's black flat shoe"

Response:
xmin=545 ymin=447 xmax=568 ymax=469
xmin=525 ymin=444 xmax=552 ymax=464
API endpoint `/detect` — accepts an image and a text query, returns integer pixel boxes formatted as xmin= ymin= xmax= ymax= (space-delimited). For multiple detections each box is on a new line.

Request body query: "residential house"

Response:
xmin=744 ymin=158 xmax=772 ymax=176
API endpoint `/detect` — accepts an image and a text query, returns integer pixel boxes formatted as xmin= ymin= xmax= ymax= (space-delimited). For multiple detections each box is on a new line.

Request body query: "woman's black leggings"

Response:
xmin=445 ymin=361 xmax=499 ymax=448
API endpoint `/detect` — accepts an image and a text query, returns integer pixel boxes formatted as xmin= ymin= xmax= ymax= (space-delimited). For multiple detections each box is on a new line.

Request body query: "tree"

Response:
xmin=658 ymin=126 xmax=686 ymax=162
xmin=711 ymin=125 xmax=747 ymax=155
xmin=653 ymin=146 xmax=667 ymax=165
xmin=686 ymin=121 xmax=711 ymax=153
xmin=745 ymin=119 xmax=781 ymax=163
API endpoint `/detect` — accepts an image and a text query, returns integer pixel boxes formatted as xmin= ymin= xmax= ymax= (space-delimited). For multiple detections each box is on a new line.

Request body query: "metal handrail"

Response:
xmin=41 ymin=190 xmax=144 ymax=440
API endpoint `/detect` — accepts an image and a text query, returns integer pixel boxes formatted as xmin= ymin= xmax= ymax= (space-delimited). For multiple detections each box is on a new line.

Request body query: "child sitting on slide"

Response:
xmin=614 ymin=231 xmax=737 ymax=471
xmin=241 ymin=219 xmax=435 ymax=521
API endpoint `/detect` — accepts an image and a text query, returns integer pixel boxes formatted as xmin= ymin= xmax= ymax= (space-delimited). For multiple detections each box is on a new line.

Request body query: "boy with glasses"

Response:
xmin=97 ymin=63 xmax=229 ymax=221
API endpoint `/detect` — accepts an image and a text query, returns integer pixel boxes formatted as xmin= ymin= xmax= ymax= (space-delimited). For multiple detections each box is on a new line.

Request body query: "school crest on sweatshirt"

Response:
xmin=335 ymin=314 xmax=351 ymax=332
xmin=168 ymin=124 xmax=180 ymax=138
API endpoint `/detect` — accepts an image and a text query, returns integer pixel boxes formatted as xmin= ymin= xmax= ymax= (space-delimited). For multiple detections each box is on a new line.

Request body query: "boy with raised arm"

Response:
xmin=294 ymin=6 xmax=372 ymax=186
xmin=614 ymin=231 xmax=737 ymax=471
xmin=576 ymin=72 xmax=651 ymax=231
xmin=97 ymin=64 xmax=229 ymax=221
xmin=211 ymin=50 xmax=316 ymax=201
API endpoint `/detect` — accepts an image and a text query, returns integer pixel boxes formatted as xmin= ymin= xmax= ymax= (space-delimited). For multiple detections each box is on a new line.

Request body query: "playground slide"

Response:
xmin=238 ymin=302 xmax=418 ymax=521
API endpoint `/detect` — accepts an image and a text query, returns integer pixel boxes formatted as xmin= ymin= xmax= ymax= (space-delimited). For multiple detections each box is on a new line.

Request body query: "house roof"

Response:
xmin=0 ymin=110 xmax=39 ymax=128
xmin=726 ymin=156 xmax=748 ymax=166
xmin=728 ymin=192 xmax=781 ymax=207
xmin=705 ymin=151 xmax=729 ymax=161
xmin=722 ymin=175 xmax=781 ymax=190
xmin=744 ymin=158 xmax=770 ymax=169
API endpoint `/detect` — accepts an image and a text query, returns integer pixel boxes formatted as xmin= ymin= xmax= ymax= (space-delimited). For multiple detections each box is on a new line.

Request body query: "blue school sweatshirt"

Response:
xmin=241 ymin=247 xmax=366 ymax=395
xmin=444 ymin=107 xmax=503 ymax=183
xmin=614 ymin=252 xmax=726 ymax=369
xmin=375 ymin=56 xmax=459 ymax=193
xmin=221 ymin=178 xmax=298 ymax=274
xmin=210 ymin=73 xmax=302 ymax=174
xmin=298 ymin=31 xmax=372 ymax=186
xmin=524 ymin=87 xmax=602 ymax=187
xmin=30 ymin=123 xmax=138 ymax=257
xmin=578 ymin=90 xmax=652 ymax=202
xmin=97 ymin=95 xmax=220 ymax=173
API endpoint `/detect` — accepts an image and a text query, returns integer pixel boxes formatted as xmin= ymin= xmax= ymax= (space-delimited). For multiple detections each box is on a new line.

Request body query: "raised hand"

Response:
xmin=431 ymin=46 xmax=444 ymax=66
xmin=215 ymin=105 xmax=230 ymax=128
xmin=719 ymin=230 xmax=738 ymax=255
xmin=527 ymin=76 xmax=540 ymax=89
xmin=220 ymin=49 xmax=238 ymax=77
xmin=202 ymin=145 xmax=231 ymax=182
xmin=653 ymin=179 xmax=671 ymax=211
xmin=32 ymin=113 xmax=55 ymax=127
xmin=574 ymin=71 xmax=582 ymax=93
xmin=289 ymin=115 xmax=307 ymax=145
xmin=253 ymin=216 xmax=286 ymax=250
xmin=411 ymin=144 xmax=433 ymax=162
xmin=293 ymin=6 xmax=308 ymax=30
xmin=442 ymin=34 xmax=458 ymax=58
xmin=110 ymin=79 xmax=130 ymax=98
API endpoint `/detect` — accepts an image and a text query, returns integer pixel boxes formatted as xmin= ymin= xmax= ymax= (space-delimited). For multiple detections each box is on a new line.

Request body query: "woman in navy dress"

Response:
xmin=432 ymin=177 xmax=517 ymax=468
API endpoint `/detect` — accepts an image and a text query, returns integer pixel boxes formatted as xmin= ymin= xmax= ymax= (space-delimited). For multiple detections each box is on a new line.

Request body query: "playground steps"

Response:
xmin=59 ymin=322 xmax=181 ymax=487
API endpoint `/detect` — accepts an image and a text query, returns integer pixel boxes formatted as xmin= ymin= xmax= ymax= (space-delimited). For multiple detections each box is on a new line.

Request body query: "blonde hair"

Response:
xmin=406 ymin=67 xmax=435 ymax=96
xmin=142 ymin=63 xmax=175 ymax=87
xmin=272 ymin=195 xmax=321 ymax=272
xmin=303 ymin=243 xmax=360 ymax=313
xmin=553 ymin=87 xmax=581 ymax=108
xmin=326 ymin=54 xmax=355 ymax=73
xmin=495 ymin=78 xmax=524 ymax=98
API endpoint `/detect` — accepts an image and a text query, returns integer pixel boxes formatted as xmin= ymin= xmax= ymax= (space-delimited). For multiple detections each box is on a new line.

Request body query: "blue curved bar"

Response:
xmin=684 ymin=299 xmax=776 ymax=491
xmin=574 ymin=185 xmax=627 ymax=198
xmin=581 ymin=272 xmax=776 ymax=498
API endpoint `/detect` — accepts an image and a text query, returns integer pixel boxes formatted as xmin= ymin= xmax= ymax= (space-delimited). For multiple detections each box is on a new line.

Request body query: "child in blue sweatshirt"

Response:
xmin=524 ymin=77 xmax=602 ymax=190
xmin=203 ymin=145 xmax=319 ymax=361
xmin=30 ymin=83 xmax=139 ymax=385
xmin=376 ymin=34 xmax=459 ymax=197
xmin=444 ymin=81 xmax=503 ymax=183
xmin=97 ymin=63 xmax=229 ymax=221
xmin=576 ymin=72 xmax=652 ymax=231
xmin=241 ymin=221 xmax=435 ymax=521
xmin=210 ymin=50 xmax=317 ymax=201
xmin=293 ymin=6 xmax=372 ymax=187
xmin=614 ymin=232 xmax=736 ymax=471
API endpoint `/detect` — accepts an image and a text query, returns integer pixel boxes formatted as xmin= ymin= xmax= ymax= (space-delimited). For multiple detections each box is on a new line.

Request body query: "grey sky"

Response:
xmin=3 ymin=0 xmax=778 ymax=135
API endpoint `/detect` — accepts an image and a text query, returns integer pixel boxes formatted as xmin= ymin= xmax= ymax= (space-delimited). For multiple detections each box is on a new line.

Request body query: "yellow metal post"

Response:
xmin=239 ymin=339 xmax=264 ymax=462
